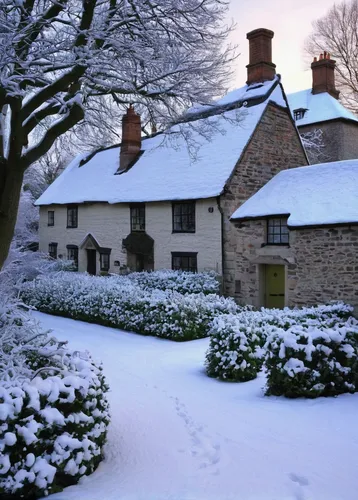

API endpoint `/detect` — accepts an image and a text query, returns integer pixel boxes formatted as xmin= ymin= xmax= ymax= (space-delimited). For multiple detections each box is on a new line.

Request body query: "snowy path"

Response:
xmin=35 ymin=312 xmax=358 ymax=500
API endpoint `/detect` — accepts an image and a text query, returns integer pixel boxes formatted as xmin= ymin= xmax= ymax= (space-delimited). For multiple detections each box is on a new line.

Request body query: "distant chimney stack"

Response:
xmin=311 ymin=53 xmax=339 ymax=99
xmin=120 ymin=105 xmax=141 ymax=172
xmin=246 ymin=28 xmax=276 ymax=85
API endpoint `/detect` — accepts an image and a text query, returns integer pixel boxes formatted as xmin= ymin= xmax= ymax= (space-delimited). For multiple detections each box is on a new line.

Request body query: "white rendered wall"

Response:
xmin=39 ymin=198 xmax=222 ymax=274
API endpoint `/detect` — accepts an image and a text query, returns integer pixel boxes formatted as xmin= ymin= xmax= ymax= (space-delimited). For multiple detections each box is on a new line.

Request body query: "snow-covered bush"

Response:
xmin=1 ymin=248 xmax=73 ymax=295
xmin=121 ymin=269 xmax=220 ymax=295
xmin=13 ymin=189 xmax=39 ymax=250
xmin=252 ymin=302 xmax=354 ymax=332
xmin=205 ymin=314 xmax=267 ymax=381
xmin=0 ymin=294 xmax=110 ymax=498
xmin=205 ymin=303 xmax=356 ymax=384
xmin=264 ymin=317 xmax=358 ymax=398
xmin=20 ymin=272 xmax=238 ymax=341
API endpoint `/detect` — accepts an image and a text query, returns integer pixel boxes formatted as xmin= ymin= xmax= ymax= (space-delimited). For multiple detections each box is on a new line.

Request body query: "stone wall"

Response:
xmin=230 ymin=220 xmax=358 ymax=313
xmin=39 ymin=197 xmax=222 ymax=274
xmin=220 ymin=102 xmax=308 ymax=296
xmin=288 ymin=226 xmax=358 ymax=311
xmin=299 ymin=120 xmax=358 ymax=164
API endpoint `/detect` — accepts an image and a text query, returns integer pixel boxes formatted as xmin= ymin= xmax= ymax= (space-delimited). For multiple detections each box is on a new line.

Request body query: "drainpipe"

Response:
xmin=216 ymin=196 xmax=225 ymax=296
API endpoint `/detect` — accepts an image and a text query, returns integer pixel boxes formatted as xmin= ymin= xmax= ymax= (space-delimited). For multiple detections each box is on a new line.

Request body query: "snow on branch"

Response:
xmin=0 ymin=0 xmax=237 ymax=167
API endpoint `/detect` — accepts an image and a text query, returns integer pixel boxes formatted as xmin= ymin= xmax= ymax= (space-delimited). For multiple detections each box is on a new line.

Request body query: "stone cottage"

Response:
xmin=230 ymin=160 xmax=358 ymax=312
xmin=287 ymin=54 xmax=358 ymax=163
xmin=36 ymin=28 xmax=307 ymax=287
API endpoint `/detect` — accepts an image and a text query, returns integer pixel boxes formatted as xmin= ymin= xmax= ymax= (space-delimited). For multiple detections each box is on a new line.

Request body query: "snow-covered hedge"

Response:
xmin=205 ymin=303 xmax=356 ymax=385
xmin=265 ymin=317 xmax=358 ymax=398
xmin=121 ymin=269 xmax=220 ymax=295
xmin=205 ymin=314 xmax=269 ymax=381
xmin=21 ymin=272 xmax=238 ymax=341
xmin=0 ymin=295 xmax=110 ymax=498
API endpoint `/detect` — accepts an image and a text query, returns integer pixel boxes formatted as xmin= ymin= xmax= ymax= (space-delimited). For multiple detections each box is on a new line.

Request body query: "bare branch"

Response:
xmin=305 ymin=0 xmax=358 ymax=113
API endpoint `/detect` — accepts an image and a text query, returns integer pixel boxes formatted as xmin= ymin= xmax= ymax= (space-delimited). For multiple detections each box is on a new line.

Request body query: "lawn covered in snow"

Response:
xmin=35 ymin=312 xmax=358 ymax=500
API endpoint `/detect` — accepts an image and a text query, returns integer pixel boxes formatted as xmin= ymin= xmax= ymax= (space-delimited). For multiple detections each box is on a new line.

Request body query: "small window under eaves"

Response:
xmin=293 ymin=108 xmax=307 ymax=121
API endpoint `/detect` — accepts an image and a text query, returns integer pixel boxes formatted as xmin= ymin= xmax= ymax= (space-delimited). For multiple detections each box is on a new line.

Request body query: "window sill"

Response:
xmin=66 ymin=226 xmax=78 ymax=229
xmin=47 ymin=224 xmax=54 ymax=227
xmin=172 ymin=230 xmax=196 ymax=234
xmin=262 ymin=243 xmax=290 ymax=248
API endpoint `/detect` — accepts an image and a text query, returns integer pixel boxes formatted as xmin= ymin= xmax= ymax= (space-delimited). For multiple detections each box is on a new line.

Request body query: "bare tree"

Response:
xmin=0 ymin=0 xmax=237 ymax=269
xmin=305 ymin=0 xmax=358 ymax=112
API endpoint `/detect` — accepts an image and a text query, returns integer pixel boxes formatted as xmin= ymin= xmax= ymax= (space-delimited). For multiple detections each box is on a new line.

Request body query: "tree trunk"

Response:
xmin=0 ymin=163 xmax=25 ymax=270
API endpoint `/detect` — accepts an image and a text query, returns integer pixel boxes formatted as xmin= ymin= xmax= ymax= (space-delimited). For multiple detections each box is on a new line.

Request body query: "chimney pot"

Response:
xmin=246 ymin=28 xmax=276 ymax=85
xmin=311 ymin=53 xmax=339 ymax=99
xmin=120 ymin=106 xmax=141 ymax=172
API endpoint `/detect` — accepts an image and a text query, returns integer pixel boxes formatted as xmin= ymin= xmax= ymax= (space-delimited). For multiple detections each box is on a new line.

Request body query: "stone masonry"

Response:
xmin=220 ymin=102 xmax=308 ymax=297
xmin=230 ymin=220 xmax=358 ymax=313
xmin=288 ymin=226 xmax=358 ymax=311
xmin=299 ymin=120 xmax=358 ymax=164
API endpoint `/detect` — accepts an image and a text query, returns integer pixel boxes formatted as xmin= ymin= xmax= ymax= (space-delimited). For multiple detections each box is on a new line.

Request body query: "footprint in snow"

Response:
xmin=289 ymin=473 xmax=309 ymax=486
xmin=173 ymin=397 xmax=221 ymax=472
xmin=289 ymin=472 xmax=309 ymax=500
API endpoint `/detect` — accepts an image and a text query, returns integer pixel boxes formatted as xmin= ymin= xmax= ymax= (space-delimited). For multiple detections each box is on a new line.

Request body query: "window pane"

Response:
xmin=131 ymin=205 xmax=145 ymax=231
xmin=67 ymin=247 xmax=78 ymax=269
xmin=173 ymin=256 xmax=181 ymax=270
xmin=267 ymin=218 xmax=289 ymax=245
xmin=273 ymin=234 xmax=281 ymax=243
xmin=100 ymin=253 xmax=110 ymax=271
xmin=172 ymin=203 xmax=195 ymax=232
xmin=67 ymin=207 xmax=78 ymax=227
xmin=172 ymin=253 xmax=197 ymax=272
xmin=174 ymin=205 xmax=181 ymax=216
xmin=48 ymin=211 xmax=54 ymax=226
xmin=48 ymin=243 xmax=57 ymax=259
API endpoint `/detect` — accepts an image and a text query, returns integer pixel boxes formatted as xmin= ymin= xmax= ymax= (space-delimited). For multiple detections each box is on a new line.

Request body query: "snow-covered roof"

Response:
xmin=287 ymin=89 xmax=358 ymax=127
xmin=231 ymin=160 xmax=358 ymax=227
xmin=36 ymin=78 xmax=287 ymax=206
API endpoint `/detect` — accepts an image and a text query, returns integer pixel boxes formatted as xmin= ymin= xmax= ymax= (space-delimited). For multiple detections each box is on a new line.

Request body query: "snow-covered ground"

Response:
xmin=35 ymin=312 xmax=358 ymax=500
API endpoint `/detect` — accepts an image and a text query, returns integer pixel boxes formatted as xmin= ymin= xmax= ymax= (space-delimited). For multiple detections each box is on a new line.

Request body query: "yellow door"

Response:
xmin=265 ymin=265 xmax=285 ymax=309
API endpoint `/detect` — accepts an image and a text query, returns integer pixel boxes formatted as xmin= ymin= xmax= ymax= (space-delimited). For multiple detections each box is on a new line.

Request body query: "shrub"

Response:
xmin=21 ymin=272 xmax=239 ymax=341
xmin=205 ymin=314 xmax=268 ymax=381
xmin=254 ymin=302 xmax=354 ymax=331
xmin=0 ymin=295 xmax=110 ymax=498
xmin=264 ymin=317 xmax=358 ymax=398
xmin=121 ymin=269 xmax=220 ymax=295
xmin=205 ymin=303 xmax=357 ymax=386
xmin=1 ymin=248 xmax=73 ymax=293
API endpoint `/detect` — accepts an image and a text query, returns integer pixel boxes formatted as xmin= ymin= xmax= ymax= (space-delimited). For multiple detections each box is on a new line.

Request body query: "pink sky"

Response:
xmin=228 ymin=0 xmax=337 ymax=93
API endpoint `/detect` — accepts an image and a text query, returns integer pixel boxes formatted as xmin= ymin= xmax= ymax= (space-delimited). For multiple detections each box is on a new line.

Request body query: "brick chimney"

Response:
xmin=120 ymin=105 xmax=141 ymax=172
xmin=246 ymin=28 xmax=276 ymax=85
xmin=311 ymin=52 xmax=339 ymax=99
